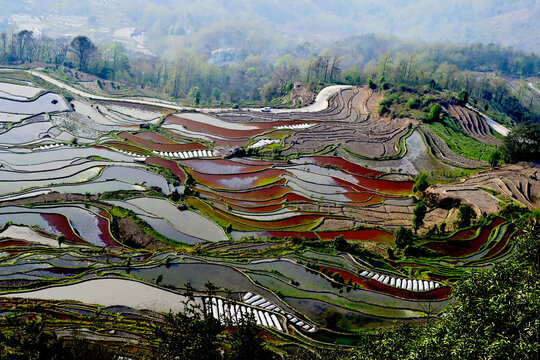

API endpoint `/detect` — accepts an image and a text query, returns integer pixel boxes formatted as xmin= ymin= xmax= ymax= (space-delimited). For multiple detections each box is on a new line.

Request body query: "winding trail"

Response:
xmin=270 ymin=85 xmax=353 ymax=113
xmin=529 ymin=82 xmax=540 ymax=96
xmin=27 ymin=70 xmax=350 ymax=114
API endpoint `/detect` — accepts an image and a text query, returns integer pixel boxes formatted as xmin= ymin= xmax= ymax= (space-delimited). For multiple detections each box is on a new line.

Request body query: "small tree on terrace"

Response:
xmin=70 ymin=36 xmax=97 ymax=71
xmin=412 ymin=201 xmax=427 ymax=233
xmin=426 ymin=104 xmax=442 ymax=122
xmin=457 ymin=204 xmax=475 ymax=229
xmin=395 ymin=226 xmax=414 ymax=249
xmin=189 ymin=86 xmax=202 ymax=106
xmin=413 ymin=173 xmax=429 ymax=193
xmin=457 ymin=89 xmax=469 ymax=105
xmin=333 ymin=234 xmax=350 ymax=252
xmin=488 ymin=149 xmax=502 ymax=168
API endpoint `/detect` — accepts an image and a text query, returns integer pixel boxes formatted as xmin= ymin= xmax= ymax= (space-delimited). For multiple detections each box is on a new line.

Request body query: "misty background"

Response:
xmin=0 ymin=0 xmax=538 ymax=122
xmin=1 ymin=0 xmax=539 ymax=59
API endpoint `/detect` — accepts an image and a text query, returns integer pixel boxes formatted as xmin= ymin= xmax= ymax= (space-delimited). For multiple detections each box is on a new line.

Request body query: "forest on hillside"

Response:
xmin=1 ymin=29 xmax=538 ymax=125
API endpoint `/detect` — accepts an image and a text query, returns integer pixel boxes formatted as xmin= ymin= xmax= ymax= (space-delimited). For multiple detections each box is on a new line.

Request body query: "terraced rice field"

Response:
xmin=0 ymin=72 xmax=520 ymax=344
xmin=445 ymin=104 xmax=501 ymax=145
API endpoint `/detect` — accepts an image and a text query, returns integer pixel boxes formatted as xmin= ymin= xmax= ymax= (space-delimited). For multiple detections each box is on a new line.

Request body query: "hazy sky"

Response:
xmin=1 ymin=0 xmax=539 ymax=53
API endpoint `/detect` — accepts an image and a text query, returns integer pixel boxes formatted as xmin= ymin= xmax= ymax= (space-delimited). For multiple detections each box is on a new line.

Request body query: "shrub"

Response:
xmin=395 ymin=227 xmax=414 ymax=249
xmin=488 ymin=149 xmax=502 ymax=167
xmin=413 ymin=173 xmax=429 ymax=192
xmin=426 ymin=104 xmax=442 ymax=122
xmin=457 ymin=204 xmax=475 ymax=228
xmin=406 ymin=96 xmax=422 ymax=109
xmin=378 ymin=104 xmax=390 ymax=116
xmin=457 ymin=88 xmax=469 ymax=104
xmin=412 ymin=201 xmax=427 ymax=232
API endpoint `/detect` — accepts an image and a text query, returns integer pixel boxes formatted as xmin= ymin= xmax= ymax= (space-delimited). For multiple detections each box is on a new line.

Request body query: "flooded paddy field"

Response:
xmin=0 ymin=72 xmax=522 ymax=346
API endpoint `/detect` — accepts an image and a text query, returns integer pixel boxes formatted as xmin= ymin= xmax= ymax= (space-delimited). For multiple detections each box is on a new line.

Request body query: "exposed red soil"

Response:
xmin=134 ymin=131 xmax=178 ymax=144
xmin=198 ymin=184 xmax=291 ymax=202
xmin=100 ymin=141 xmax=150 ymax=154
xmin=96 ymin=215 xmax=121 ymax=247
xmin=483 ymin=224 xmax=516 ymax=260
xmin=0 ymin=240 xmax=30 ymax=247
xmin=207 ymin=202 xmax=327 ymax=230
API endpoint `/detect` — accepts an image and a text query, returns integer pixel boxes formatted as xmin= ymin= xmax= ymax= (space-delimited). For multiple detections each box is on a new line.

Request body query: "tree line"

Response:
xmin=0 ymin=30 xmax=538 ymax=121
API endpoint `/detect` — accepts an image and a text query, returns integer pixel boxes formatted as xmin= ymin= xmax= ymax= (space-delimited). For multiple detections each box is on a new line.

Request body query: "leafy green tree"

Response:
xmin=189 ymin=86 xmax=202 ymax=106
xmin=225 ymin=318 xmax=275 ymax=360
xmin=10 ymin=30 xmax=33 ymax=62
xmin=152 ymin=307 xmax=223 ymax=360
xmin=56 ymin=234 xmax=66 ymax=247
xmin=413 ymin=173 xmax=429 ymax=192
xmin=378 ymin=103 xmax=390 ymax=115
xmin=333 ymin=234 xmax=350 ymax=252
xmin=69 ymin=36 xmax=96 ymax=71
xmin=343 ymin=66 xmax=363 ymax=85
xmin=501 ymin=123 xmax=540 ymax=163
xmin=488 ymin=149 xmax=502 ymax=168
xmin=395 ymin=226 xmax=414 ymax=249
xmin=212 ymin=87 xmax=221 ymax=101
xmin=351 ymin=219 xmax=540 ymax=360
xmin=320 ymin=309 xmax=346 ymax=331
xmin=457 ymin=88 xmax=469 ymax=104
xmin=367 ymin=78 xmax=376 ymax=89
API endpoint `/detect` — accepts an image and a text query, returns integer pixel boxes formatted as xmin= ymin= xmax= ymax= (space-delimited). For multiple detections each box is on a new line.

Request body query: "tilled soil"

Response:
xmin=426 ymin=163 xmax=540 ymax=213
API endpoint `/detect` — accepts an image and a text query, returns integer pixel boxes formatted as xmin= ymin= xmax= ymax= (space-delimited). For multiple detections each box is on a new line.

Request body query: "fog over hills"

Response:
xmin=1 ymin=0 xmax=539 ymax=56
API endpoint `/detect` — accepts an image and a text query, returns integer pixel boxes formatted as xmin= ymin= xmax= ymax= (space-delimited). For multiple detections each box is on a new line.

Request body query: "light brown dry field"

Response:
xmin=215 ymin=87 xmax=416 ymax=157
xmin=298 ymin=202 xmax=414 ymax=232
xmin=423 ymin=163 xmax=539 ymax=231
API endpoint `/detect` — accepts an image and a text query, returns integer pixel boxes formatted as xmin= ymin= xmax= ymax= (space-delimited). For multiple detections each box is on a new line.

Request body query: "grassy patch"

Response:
xmin=428 ymin=117 xmax=497 ymax=161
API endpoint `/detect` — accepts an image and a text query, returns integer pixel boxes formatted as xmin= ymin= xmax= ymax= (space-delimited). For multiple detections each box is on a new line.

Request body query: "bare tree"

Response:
xmin=54 ymin=37 xmax=70 ymax=66
xmin=0 ymin=33 xmax=6 ymax=57
xmin=328 ymin=55 xmax=341 ymax=82
xmin=10 ymin=30 xmax=33 ymax=62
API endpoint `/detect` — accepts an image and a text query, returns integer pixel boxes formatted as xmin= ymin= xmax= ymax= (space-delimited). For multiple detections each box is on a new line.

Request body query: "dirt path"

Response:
xmin=28 ymin=69 xmax=350 ymax=115
xmin=529 ymin=82 xmax=540 ymax=96
xmin=270 ymin=85 xmax=353 ymax=113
